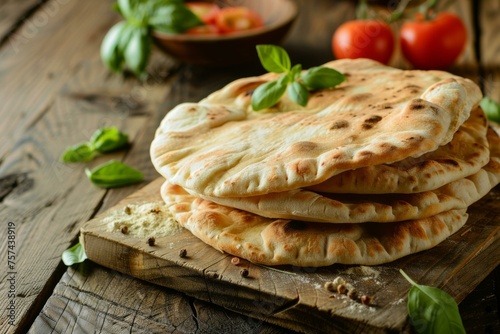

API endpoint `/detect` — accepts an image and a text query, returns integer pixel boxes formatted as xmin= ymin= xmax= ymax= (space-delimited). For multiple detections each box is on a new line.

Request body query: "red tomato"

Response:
xmin=187 ymin=2 xmax=220 ymax=24
xmin=400 ymin=12 xmax=467 ymax=69
xmin=332 ymin=20 xmax=394 ymax=64
xmin=215 ymin=7 xmax=264 ymax=34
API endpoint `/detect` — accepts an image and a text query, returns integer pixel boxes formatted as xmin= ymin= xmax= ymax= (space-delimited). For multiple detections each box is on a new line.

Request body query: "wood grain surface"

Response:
xmin=0 ymin=0 xmax=498 ymax=333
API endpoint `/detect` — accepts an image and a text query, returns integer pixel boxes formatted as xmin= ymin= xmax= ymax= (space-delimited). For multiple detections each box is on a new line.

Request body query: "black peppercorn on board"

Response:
xmin=81 ymin=177 xmax=500 ymax=334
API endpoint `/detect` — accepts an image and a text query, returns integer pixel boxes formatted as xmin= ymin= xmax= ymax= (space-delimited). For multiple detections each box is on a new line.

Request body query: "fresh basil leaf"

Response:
xmin=90 ymin=127 xmax=129 ymax=153
xmin=290 ymin=64 xmax=302 ymax=80
xmin=86 ymin=160 xmax=144 ymax=188
xmin=400 ymin=269 xmax=466 ymax=334
xmin=288 ymin=81 xmax=309 ymax=107
xmin=256 ymin=45 xmax=291 ymax=74
xmin=124 ymin=27 xmax=150 ymax=76
xmin=301 ymin=66 xmax=346 ymax=90
xmin=480 ymin=96 xmax=500 ymax=123
xmin=149 ymin=4 xmax=203 ymax=33
xmin=117 ymin=0 xmax=133 ymax=20
xmin=60 ymin=142 xmax=96 ymax=163
xmin=62 ymin=242 xmax=87 ymax=266
xmin=101 ymin=21 xmax=128 ymax=72
xmin=251 ymin=79 xmax=288 ymax=111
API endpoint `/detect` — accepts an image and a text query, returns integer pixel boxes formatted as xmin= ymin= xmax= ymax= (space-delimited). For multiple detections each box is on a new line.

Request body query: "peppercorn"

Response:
xmin=348 ymin=289 xmax=358 ymax=300
xmin=120 ymin=225 xmax=128 ymax=234
xmin=147 ymin=237 xmax=155 ymax=246
xmin=361 ymin=295 xmax=372 ymax=306
xmin=240 ymin=268 xmax=249 ymax=278
xmin=179 ymin=248 xmax=187 ymax=258
xmin=124 ymin=206 xmax=132 ymax=215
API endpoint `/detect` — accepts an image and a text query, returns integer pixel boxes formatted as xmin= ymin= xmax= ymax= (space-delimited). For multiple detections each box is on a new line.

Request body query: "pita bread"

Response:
xmin=307 ymin=107 xmax=490 ymax=194
xmin=185 ymin=127 xmax=500 ymax=223
xmin=151 ymin=59 xmax=482 ymax=198
xmin=161 ymin=182 xmax=468 ymax=266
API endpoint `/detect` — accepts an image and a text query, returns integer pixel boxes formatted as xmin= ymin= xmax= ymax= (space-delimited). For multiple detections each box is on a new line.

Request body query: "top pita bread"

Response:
xmin=307 ymin=106 xmax=490 ymax=194
xmin=151 ymin=58 xmax=482 ymax=198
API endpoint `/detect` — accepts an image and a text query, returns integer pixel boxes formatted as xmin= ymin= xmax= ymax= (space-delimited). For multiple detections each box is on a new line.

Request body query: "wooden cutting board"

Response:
xmin=81 ymin=177 xmax=500 ymax=334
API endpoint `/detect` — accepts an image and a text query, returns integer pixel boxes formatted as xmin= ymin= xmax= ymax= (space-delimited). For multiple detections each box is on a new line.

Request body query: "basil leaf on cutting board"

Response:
xmin=400 ymin=269 xmax=466 ymax=334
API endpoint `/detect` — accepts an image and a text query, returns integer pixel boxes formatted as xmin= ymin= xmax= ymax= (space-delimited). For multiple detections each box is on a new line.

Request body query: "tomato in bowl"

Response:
xmin=152 ymin=0 xmax=298 ymax=66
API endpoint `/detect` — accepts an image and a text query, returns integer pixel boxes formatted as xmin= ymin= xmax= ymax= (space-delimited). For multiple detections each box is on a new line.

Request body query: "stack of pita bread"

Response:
xmin=151 ymin=58 xmax=500 ymax=267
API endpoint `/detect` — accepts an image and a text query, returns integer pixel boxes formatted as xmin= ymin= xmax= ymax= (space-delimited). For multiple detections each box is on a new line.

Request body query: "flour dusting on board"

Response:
xmin=345 ymin=266 xmax=381 ymax=284
xmin=105 ymin=202 xmax=182 ymax=238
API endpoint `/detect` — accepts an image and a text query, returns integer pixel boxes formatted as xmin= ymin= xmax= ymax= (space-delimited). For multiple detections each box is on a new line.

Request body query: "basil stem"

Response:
xmin=62 ymin=242 xmax=87 ymax=266
xmin=400 ymin=269 xmax=466 ymax=334
xmin=480 ymin=96 xmax=500 ymax=123
xmin=86 ymin=160 xmax=144 ymax=188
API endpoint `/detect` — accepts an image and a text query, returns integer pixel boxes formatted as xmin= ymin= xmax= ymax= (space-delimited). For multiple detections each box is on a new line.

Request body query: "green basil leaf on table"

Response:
xmin=60 ymin=142 xmax=96 ymax=163
xmin=90 ymin=127 xmax=129 ymax=153
xmin=301 ymin=66 xmax=346 ymax=90
xmin=62 ymin=242 xmax=87 ymax=266
xmin=86 ymin=160 xmax=144 ymax=188
xmin=100 ymin=21 xmax=128 ymax=72
xmin=400 ymin=269 xmax=466 ymax=334
xmin=251 ymin=78 xmax=288 ymax=111
xmin=149 ymin=4 xmax=203 ymax=33
xmin=480 ymin=96 xmax=500 ymax=123
xmin=256 ymin=45 xmax=291 ymax=73
xmin=288 ymin=81 xmax=309 ymax=107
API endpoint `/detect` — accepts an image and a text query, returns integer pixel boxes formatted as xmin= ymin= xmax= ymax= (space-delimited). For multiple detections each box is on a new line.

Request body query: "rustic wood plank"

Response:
xmin=0 ymin=0 xmax=119 ymax=161
xmin=79 ymin=177 xmax=499 ymax=334
xmin=0 ymin=0 xmax=41 ymax=42
xmin=0 ymin=1 xmax=179 ymax=332
xmin=479 ymin=0 xmax=500 ymax=68
xmin=30 ymin=266 xmax=292 ymax=334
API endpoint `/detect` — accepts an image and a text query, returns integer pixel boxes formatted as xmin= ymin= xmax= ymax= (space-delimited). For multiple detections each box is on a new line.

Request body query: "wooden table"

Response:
xmin=1 ymin=0 xmax=498 ymax=333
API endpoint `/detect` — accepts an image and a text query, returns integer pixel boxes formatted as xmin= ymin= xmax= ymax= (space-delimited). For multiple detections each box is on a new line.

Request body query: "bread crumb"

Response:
xmin=105 ymin=202 xmax=182 ymax=238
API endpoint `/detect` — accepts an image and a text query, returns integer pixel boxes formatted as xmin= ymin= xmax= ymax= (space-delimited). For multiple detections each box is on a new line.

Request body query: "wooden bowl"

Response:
xmin=152 ymin=0 xmax=298 ymax=66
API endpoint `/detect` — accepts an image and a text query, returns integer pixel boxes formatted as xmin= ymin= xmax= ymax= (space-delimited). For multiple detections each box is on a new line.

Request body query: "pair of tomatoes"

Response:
xmin=186 ymin=2 xmax=263 ymax=35
xmin=332 ymin=12 xmax=467 ymax=70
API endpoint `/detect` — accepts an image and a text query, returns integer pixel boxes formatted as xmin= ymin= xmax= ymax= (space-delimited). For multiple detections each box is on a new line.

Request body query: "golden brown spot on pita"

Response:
xmin=365 ymin=115 xmax=382 ymax=123
xmin=440 ymin=159 xmax=459 ymax=167
xmin=330 ymin=120 xmax=349 ymax=130
xmin=409 ymin=99 xmax=426 ymax=111
xmin=362 ymin=123 xmax=373 ymax=130
xmin=293 ymin=160 xmax=313 ymax=176
xmin=290 ymin=141 xmax=318 ymax=152
xmin=349 ymin=93 xmax=373 ymax=102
